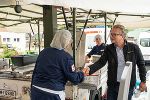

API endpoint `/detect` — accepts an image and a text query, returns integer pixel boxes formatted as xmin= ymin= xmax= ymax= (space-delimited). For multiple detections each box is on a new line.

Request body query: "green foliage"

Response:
xmin=25 ymin=50 xmax=36 ymax=54
xmin=0 ymin=46 xmax=18 ymax=58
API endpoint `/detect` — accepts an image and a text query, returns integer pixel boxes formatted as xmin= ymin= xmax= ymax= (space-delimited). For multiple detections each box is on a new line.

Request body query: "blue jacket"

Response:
xmin=31 ymin=47 xmax=84 ymax=91
xmin=87 ymin=43 xmax=106 ymax=58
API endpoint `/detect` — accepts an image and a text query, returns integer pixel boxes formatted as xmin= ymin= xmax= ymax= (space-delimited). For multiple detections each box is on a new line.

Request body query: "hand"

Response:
xmin=82 ymin=67 xmax=90 ymax=76
xmin=139 ymin=82 xmax=147 ymax=92
xmin=85 ymin=56 xmax=92 ymax=63
xmin=85 ymin=59 xmax=90 ymax=63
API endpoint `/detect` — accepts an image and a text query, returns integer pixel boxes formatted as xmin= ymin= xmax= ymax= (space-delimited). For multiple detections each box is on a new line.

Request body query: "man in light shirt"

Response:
xmin=83 ymin=25 xmax=147 ymax=100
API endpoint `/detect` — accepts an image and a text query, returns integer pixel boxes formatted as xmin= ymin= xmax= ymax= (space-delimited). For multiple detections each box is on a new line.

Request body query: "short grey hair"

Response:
xmin=112 ymin=24 xmax=128 ymax=38
xmin=50 ymin=30 xmax=72 ymax=50
xmin=94 ymin=34 xmax=102 ymax=41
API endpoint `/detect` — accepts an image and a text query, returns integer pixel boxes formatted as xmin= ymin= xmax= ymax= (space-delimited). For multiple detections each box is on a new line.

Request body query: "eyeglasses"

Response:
xmin=110 ymin=33 xmax=122 ymax=37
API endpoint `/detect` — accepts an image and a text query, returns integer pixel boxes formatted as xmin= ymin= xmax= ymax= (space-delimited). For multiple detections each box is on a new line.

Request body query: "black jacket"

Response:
xmin=89 ymin=42 xmax=146 ymax=88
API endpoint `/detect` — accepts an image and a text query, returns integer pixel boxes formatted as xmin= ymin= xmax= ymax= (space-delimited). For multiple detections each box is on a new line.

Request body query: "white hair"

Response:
xmin=50 ymin=30 xmax=72 ymax=50
xmin=94 ymin=34 xmax=102 ymax=41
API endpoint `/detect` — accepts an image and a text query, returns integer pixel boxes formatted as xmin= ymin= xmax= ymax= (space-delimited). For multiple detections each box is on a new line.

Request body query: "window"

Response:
xmin=3 ymin=38 xmax=6 ymax=42
xmin=17 ymin=38 xmax=20 ymax=42
xmin=140 ymin=38 xmax=150 ymax=47
xmin=7 ymin=38 xmax=10 ymax=42
xmin=3 ymin=38 xmax=10 ymax=42
xmin=14 ymin=38 xmax=16 ymax=42
xmin=14 ymin=38 xmax=20 ymax=42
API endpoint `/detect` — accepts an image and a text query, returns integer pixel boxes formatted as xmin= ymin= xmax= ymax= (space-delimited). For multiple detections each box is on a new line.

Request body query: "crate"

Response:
xmin=82 ymin=75 xmax=101 ymax=86
xmin=92 ymin=55 xmax=101 ymax=63
xmin=11 ymin=54 xmax=37 ymax=66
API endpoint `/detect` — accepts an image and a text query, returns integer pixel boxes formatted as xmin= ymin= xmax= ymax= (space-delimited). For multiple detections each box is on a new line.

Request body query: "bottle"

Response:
xmin=134 ymin=88 xmax=141 ymax=98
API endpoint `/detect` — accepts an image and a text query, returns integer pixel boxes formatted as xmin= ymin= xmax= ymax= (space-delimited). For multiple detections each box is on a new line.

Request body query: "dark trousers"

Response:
xmin=31 ymin=86 xmax=61 ymax=100
xmin=107 ymin=82 xmax=134 ymax=100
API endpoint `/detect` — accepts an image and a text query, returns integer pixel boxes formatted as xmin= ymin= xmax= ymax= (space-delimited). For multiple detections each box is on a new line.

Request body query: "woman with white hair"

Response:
xmin=31 ymin=30 xmax=84 ymax=100
xmin=85 ymin=34 xmax=106 ymax=62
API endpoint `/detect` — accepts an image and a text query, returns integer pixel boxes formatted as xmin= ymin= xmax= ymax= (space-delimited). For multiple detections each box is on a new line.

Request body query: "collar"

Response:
xmin=113 ymin=40 xmax=127 ymax=48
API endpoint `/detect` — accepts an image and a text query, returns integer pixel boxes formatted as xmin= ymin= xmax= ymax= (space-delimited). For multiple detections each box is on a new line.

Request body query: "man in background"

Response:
xmin=85 ymin=34 xmax=105 ymax=63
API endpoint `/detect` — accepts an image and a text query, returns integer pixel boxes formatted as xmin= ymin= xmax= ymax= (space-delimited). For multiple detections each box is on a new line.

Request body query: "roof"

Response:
xmin=0 ymin=0 xmax=150 ymax=33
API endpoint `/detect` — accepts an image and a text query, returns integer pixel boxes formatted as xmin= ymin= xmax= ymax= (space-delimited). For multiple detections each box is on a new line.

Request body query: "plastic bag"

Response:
xmin=132 ymin=89 xmax=149 ymax=100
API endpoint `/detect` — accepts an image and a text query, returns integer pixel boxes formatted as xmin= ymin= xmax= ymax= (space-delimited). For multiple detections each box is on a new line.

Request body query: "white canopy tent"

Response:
xmin=26 ymin=0 xmax=150 ymax=14
xmin=2 ymin=0 xmax=150 ymax=14
xmin=0 ymin=0 xmax=150 ymax=33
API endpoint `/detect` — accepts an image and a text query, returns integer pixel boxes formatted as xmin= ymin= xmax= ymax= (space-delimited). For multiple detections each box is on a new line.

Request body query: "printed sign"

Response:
xmin=0 ymin=89 xmax=16 ymax=98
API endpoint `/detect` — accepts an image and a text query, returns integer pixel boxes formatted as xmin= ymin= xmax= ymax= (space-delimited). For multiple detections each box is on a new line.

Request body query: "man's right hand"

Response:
xmin=82 ymin=67 xmax=90 ymax=76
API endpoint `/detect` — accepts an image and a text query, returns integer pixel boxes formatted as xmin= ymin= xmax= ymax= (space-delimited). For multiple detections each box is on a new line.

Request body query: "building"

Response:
xmin=0 ymin=32 xmax=26 ymax=52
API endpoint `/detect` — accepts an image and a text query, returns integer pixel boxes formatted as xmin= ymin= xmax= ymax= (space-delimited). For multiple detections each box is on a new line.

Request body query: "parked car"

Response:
xmin=137 ymin=32 xmax=150 ymax=65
